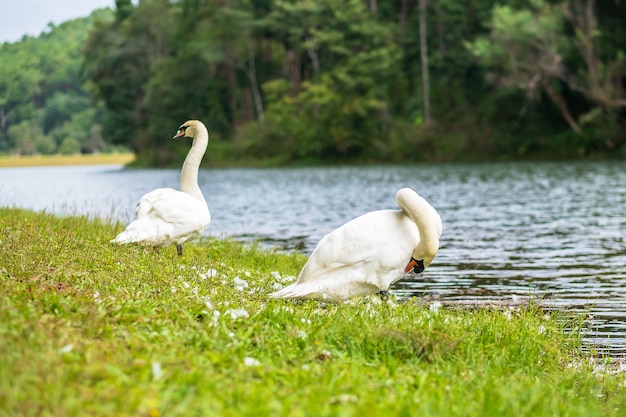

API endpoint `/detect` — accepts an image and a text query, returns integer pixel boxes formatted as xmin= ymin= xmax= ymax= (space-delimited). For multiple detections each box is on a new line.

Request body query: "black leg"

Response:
xmin=177 ymin=244 xmax=183 ymax=257
xmin=379 ymin=290 xmax=389 ymax=299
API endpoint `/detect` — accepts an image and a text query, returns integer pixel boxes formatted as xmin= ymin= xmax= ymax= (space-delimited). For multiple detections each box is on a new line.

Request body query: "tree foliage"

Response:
xmin=2 ymin=0 xmax=625 ymax=162
xmin=0 ymin=11 xmax=112 ymax=155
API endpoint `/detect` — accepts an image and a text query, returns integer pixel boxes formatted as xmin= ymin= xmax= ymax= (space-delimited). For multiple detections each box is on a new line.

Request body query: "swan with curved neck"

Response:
xmin=112 ymin=120 xmax=211 ymax=256
xmin=269 ymin=187 xmax=442 ymax=301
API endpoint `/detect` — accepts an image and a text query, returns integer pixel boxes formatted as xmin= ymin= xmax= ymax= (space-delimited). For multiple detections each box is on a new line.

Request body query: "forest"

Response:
xmin=1 ymin=0 xmax=625 ymax=166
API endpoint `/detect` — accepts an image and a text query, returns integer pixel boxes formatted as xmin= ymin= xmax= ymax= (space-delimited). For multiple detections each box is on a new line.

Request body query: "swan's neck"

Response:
xmin=396 ymin=189 xmax=441 ymax=264
xmin=180 ymin=125 xmax=208 ymax=202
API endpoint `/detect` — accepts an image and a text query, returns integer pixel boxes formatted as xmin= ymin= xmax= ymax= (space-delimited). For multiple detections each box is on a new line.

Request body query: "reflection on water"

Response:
xmin=1 ymin=161 xmax=625 ymax=357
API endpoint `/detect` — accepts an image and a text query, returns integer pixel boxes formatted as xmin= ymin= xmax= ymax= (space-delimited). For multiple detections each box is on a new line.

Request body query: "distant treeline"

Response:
xmin=1 ymin=0 xmax=625 ymax=165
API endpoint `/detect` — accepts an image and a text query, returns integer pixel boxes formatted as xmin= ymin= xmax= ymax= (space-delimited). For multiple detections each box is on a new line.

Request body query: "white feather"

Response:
xmin=270 ymin=188 xmax=442 ymax=301
xmin=112 ymin=120 xmax=211 ymax=254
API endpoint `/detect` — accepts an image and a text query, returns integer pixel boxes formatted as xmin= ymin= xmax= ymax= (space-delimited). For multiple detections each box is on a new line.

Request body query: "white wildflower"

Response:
xmin=503 ymin=310 xmax=512 ymax=321
xmin=171 ymin=286 xmax=177 ymax=294
xmin=301 ymin=318 xmax=311 ymax=325
xmin=271 ymin=282 xmax=284 ymax=291
xmin=205 ymin=300 xmax=214 ymax=310
xmin=58 ymin=344 xmax=73 ymax=354
xmin=274 ymin=306 xmax=294 ymax=314
xmin=225 ymin=309 xmax=249 ymax=320
xmin=297 ymin=330 xmax=307 ymax=340
xmin=207 ymin=310 xmax=221 ymax=326
xmin=183 ymin=281 xmax=190 ymax=289
xmin=244 ymin=357 xmax=261 ymax=367
xmin=330 ymin=394 xmax=358 ymax=404
xmin=428 ymin=301 xmax=441 ymax=314
xmin=273 ymin=272 xmax=295 ymax=284
xmin=538 ymin=325 xmax=546 ymax=335
xmin=152 ymin=362 xmax=163 ymax=380
xmin=233 ymin=276 xmax=249 ymax=291
xmin=199 ymin=268 xmax=218 ymax=279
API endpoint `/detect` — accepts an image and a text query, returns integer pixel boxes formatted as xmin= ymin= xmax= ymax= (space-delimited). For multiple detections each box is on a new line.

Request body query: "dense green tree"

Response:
xmin=2 ymin=0 xmax=624 ymax=161
xmin=258 ymin=0 xmax=400 ymax=160
xmin=82 ymin=1 xmax=165 ymax=151
xmin=0 ymin=11 xmax=109 ymax=155
xmin=470 ymin=0 xmax=626 ymax=152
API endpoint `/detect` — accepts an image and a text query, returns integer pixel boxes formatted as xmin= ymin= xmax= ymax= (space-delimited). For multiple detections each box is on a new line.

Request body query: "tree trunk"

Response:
xmin=400 ymin=0 xmax=408 ymax=36
xmin=370 ymin=0 xmax=377 ymax=14
xmin=0 ymin=107 xmax=6 ymax=148
xmin=541 ymin=79 xmax=582 ymax=134
xmin=307 ymin=47 xmax=320 ymax=74
xmin=286 ymin=49 xmax=301 ymax=94
xmin=246 ymin=41 xmax=265 ymax=121
xmin=306 ymin=39 xmax=321 ymax=156
xmin=419 ymin=0 xmax=432 ymax=126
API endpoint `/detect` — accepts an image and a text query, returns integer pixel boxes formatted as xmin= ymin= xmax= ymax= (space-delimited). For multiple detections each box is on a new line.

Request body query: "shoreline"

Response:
xmin=0 ymin=153 xmax=135 ymax=168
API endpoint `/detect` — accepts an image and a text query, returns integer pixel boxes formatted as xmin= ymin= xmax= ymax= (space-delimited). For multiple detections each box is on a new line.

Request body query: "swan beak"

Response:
xmin=404 ymin=257 xmax=425 ymax=274
xmin=173 ymin=125 xmax=187 ymax=139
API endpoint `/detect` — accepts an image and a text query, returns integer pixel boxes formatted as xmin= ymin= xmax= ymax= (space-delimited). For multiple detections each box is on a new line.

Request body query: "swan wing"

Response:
xmin=113 ymin=188 xmax=211 ymax=245
xmin=299 ymin=210 xmax=417 ymax=282
xmin=270 ymin=210 xmax=419 ymax=300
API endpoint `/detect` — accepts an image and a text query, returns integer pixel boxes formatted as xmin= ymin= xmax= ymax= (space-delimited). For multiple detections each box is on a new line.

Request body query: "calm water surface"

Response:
xmin=1 ymin=162 xmax=625 ymax=356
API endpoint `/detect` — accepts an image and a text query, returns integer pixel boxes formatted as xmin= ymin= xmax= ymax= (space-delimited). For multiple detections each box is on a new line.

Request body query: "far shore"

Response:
xmin=0 ymin=153 xmax=135 ymax=168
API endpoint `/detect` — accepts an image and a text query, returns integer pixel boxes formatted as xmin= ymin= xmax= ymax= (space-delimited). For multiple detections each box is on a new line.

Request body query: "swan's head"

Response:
xmin=173 ymin=120 xmax=204 ymax=140
xmin=404 ymin=235 xmax=440 ymax=274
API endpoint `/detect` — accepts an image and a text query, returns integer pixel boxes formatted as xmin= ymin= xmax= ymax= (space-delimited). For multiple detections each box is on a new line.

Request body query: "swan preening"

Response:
xmin=269 ymin=187 xmax=442 ymax=301
xmin=112 ymin=120 xmax=211 ymax=256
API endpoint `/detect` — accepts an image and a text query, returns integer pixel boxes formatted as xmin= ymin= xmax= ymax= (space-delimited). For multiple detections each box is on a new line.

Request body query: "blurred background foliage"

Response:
xmin=0 ymin=0 xmax=624 ymax=165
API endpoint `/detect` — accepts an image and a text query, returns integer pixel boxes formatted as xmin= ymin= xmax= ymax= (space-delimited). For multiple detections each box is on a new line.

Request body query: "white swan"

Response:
xmin=269 ymin=187 xmax=442 ymax=301
xmin=112 ymin=120 xmax=211 ymax=256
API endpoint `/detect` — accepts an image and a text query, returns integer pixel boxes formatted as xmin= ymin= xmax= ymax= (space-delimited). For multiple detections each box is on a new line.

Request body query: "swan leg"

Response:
xmin=177 ymin=244 xmax=183 ymax=257
xmin=379 ymin=290 xmax=389 ymax=299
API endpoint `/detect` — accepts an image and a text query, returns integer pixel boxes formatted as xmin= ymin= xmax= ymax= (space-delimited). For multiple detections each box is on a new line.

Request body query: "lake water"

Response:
xmin=1 ymin=161 xmax=625 ymax=357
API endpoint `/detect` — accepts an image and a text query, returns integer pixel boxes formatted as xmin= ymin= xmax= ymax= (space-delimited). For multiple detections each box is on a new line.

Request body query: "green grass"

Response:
xmin=1 ymin=208 xmax=625 ymax=417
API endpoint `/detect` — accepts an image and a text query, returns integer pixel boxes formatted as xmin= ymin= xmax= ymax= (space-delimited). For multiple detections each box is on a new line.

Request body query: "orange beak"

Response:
xmin=404 ymin=257 xmax=425 ymax=274
xmin=173 ymin=125 xmax=187 ymax=139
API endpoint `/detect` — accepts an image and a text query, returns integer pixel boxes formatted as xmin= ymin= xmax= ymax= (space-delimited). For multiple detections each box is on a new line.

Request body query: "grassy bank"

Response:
xmin=1 ymin=208 xmax=625 ymax=416
xmin=0 ymin=153 xmax=135 ymax=168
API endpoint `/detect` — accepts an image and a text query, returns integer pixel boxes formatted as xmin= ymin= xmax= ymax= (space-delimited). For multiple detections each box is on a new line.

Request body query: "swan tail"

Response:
xmin=111 ymin=230 xmax=141 ymax=244
xmin=111 ymin=222 xmax=153 ymax=244
xmin=269 ymin=283 xmax=320 ymax=300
